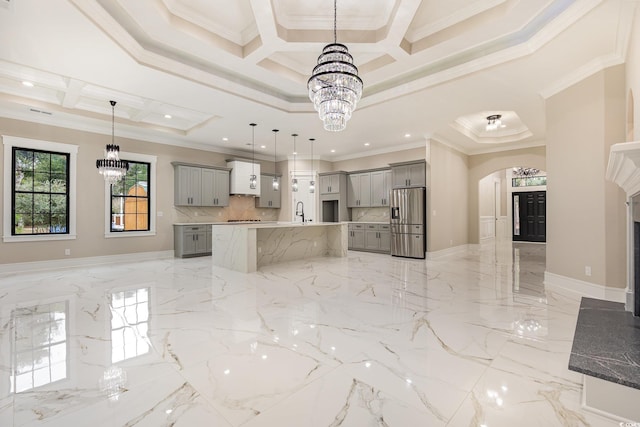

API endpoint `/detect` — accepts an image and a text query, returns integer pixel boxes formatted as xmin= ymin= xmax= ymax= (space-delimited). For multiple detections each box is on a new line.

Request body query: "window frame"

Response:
xmin=104 ymin=151 xmax=156 ymax=238
xmin=3 ymin=136 xmax=78 ymax=243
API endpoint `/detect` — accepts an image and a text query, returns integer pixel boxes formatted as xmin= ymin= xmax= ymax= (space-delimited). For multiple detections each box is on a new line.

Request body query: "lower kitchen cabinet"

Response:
xmin=349 ymin=223 xmax=390 ymax=254
xmin=174 ymin=225 xmax=212 ymax=258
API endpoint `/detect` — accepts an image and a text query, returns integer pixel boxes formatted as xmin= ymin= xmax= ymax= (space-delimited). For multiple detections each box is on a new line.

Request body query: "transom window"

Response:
xmin=110 ymin=161 xmax=150 ymax=232
xmin=12 ymin=147 xmax=70 ymax=236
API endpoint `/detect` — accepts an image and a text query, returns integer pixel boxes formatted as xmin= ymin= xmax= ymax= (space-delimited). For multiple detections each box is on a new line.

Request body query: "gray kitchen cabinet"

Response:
xmin=202 ymin=168 xmax=230 ymax=206
xmin=348 ymin=223 xmax=365 ymax=250
xmin=370 ymin=169 xmax=392 ymax=207
xmin=391 ymin=161 xmax=426 ymax=188
xmin=175 ymin=165 xmax=202 ymax=206
xmin=347 ymin=172 xmax=372 ymax=207
xmin=174 ymin=225 xmax=212 ymax=258
xmin=255 ymin=175 xmax=281 ymax=208
xmin=351 ymin=223 xmax=390 ymax=254
xmin=173 ymin=162 xmax=230 ymax=207
xmin=319 ymin=173 xmax=342 ymax=194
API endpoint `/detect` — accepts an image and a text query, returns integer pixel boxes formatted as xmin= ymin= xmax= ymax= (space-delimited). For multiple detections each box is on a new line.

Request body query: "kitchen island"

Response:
xmin=211 ymin=222 xmax=348 ymax=272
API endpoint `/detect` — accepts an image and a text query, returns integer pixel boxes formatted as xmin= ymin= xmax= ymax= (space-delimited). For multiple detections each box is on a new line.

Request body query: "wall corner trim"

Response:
xmin=544 ymin=271 xmax=626 ymax=303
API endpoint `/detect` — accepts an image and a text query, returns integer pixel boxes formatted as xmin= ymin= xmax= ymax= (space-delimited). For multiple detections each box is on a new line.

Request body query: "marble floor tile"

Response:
xmin=0 ymin=240 xmax=632 ymax=426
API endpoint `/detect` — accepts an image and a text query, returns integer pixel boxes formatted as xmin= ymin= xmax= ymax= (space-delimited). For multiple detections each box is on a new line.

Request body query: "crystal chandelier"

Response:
xmin=513 ymin=167 xmax=540 ymax=177
xmin=272 ymin=129 xmax=280 ymax=191
xmin=486 ymin=114 xmax=502 ymax=131
xmin=291 ymin=133 xmax=298 ymax=192
xmin=309 ymin=138 xmax=315 ymax=193
xmin=249 ymin=123 xmax=257 ymax=190
xmin=96 ymin=101 xmax=129 ymax=185
xmin=307 ymin=0 xmax=363 ymax=132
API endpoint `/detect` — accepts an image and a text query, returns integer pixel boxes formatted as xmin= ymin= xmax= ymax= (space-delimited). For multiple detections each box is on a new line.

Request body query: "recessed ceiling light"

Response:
xmin=364 ymin=142 xmax=370 ymax=146
xmin=260 ymin=145 xmax=266 ymax=149
xmin=164 ymin=114 xmax=172 ymax=119
xmin=222 ymin=137 xmax=229 ymax=141
xmin=330 ymin=149 xmax=336 ymax=153
xmin=293 ymin=151 xmax=297 ymax=155
xmin=404 ymin=133 xmax=411 ymax=138
xmin=22 ymin=81 xmax=34 ymax=87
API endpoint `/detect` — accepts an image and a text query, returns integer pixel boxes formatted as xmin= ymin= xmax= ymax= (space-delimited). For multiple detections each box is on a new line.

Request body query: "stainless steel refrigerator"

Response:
xmin=390 ymin=187 xmax=426 ymax=259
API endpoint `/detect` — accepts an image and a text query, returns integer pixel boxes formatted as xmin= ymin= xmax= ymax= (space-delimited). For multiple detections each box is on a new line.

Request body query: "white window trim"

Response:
xmin=104 ymin=151 xmax=157 ymax=238
xmin=3 ymin=136 xmax=78 ymax=243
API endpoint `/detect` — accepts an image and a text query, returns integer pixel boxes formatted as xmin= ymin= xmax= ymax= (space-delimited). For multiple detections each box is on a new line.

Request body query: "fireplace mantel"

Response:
xmin=606 ymin=141 xmax=640 ymax=196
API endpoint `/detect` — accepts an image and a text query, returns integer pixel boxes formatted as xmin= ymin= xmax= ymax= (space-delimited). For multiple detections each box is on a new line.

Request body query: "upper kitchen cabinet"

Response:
xmin=390 ymin=160 xmax=426 ymax=188
xmin=174 ymin=165 xmax=202 ymax=206
xmin=370 ymin=169 xmax=392 ymax=207
xmin=319 ymin=172 xmax=344 ymax=194
xmin=255 ymin=174 xmax=281 ymax=208
xmin=347 ymin=172 xmax=372 ymax=207
xmin=172 ymin=162 xmax=231 ymax=207
xmin=201 ymin=168 xmax=230 ymax=207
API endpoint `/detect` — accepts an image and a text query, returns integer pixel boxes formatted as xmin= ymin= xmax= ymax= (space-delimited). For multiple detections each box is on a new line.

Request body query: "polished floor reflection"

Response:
xmin=0 ymin=242 xmax=616 ymax=426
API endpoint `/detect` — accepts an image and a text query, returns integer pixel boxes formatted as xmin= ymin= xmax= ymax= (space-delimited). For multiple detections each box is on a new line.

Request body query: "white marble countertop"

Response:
xmin=211 ymin=221 xmax=347 ymax=229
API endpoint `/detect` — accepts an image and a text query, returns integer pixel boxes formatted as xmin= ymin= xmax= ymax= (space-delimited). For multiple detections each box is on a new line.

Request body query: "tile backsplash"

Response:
xmin=351 ymin=207 xmax=389 ymax=222
xmin=173 ymin=195 xmax=279 ymax=223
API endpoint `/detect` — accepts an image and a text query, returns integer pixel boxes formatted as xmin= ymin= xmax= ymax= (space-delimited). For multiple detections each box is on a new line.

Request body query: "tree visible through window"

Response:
xmin=12 ymin=148 xmax=69 ymax=235
xmin=110 ymin=161 xmax=150 ymax=232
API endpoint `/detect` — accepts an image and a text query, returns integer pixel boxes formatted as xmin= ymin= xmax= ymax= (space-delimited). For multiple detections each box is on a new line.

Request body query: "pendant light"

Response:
xmin=309 ymin=138 xmax=315 ymax=194
xmin=96 ymin=100 xmax=129 ymax=185
xmin=307 ymin=0 xmax=363 ymax=132
xmin=249 ymin=123 xmax=257 ymax=190
xmin=272 ymin=129 xmax=280 ymax=191
xmin=291 ymin=133 xmax=298 ymax=192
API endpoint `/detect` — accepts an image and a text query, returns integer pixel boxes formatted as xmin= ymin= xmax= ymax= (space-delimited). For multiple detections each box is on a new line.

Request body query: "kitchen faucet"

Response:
xmin=295 ymin=201 xmax=305 ymax=223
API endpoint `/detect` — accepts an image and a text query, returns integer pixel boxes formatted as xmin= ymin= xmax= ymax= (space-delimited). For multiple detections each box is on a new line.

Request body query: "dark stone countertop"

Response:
xmin=568 ymin=297 xmax=640 ymax=390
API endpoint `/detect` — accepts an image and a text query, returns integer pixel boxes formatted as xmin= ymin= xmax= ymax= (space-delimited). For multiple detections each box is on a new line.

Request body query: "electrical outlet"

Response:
xmin=64 ymin=249 xmax=70 ymax=256
xmin=585 ymin=266 xmax=591 ymax=276
xmin=157 ymin=211 xmax=163 ymax=217
xmin=258 ymin=247 xmax=262 ymax=253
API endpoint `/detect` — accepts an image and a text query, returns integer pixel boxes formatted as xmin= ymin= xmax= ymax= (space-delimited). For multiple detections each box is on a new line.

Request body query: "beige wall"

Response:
xmin=0 ymin=118 xmax=279 ymax=264
xmin=467 ymin=146 xmax=546 ymax=244
xmin=546 ymin=65 xmax=626 ymax=289
xmin=427 ymin=140 xmax=469 ymax=252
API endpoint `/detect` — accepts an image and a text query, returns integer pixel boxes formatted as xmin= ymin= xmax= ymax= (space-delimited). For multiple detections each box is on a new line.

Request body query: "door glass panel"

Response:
xmin=513 ymin=195 xmax=520 ymax=236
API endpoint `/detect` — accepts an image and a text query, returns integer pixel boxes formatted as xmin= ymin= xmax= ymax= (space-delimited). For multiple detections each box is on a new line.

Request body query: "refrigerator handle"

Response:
xmin=391 ymin=207 xmax=399 ymax=219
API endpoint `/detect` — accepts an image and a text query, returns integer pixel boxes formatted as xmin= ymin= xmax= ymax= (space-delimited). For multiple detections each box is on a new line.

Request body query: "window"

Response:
xmin=12 ymin=147 xmax=69 ymax=236
xmin=104 ymin=152 xmax=156 ymax=238
xmin=3 ymin=136 xmax=77 ymax=242
xmin=512 ymin=176 xmax=547 ymax=187
xmin=110 ymin=161 xmax=150 ymax=232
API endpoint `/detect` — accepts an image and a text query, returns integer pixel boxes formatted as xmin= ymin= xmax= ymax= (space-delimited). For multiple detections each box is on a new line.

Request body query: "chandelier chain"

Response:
xmin=333 ymin=0 xmax=337 ymax=44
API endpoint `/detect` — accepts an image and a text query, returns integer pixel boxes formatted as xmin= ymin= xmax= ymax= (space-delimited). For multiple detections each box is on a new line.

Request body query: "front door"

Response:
xmin=512 ymin=191 xmax=546 ymax=242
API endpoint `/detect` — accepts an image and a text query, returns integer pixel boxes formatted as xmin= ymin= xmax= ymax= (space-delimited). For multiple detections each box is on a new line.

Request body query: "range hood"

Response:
xmin=227 ymin=160 xmax=261 ymax=196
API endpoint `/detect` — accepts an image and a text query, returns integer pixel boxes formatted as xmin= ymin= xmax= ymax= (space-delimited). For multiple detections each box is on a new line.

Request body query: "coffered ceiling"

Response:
xmin=0 ymin=0 xmax=635 ymax=160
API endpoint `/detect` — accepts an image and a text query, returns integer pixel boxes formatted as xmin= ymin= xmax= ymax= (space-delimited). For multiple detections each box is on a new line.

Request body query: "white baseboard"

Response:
xmin=0 ymin=250 xmax=175 ymax=275
xmin=427 ymin=244 xmax=474 ymax=260
xmin=544 ymin=271 xmax=626 ymax=303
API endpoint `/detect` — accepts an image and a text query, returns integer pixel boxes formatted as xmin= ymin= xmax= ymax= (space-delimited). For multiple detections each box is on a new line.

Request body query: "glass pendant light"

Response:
xmin=309 ymin=138 xmax=315 ymax=193
xmin=249 ymin=123 xmax=257 ymax=190
xmin=272 ymin=129 xmax=279 ymax=191
xmin=291 ymin=133 xmax=298 ymax=192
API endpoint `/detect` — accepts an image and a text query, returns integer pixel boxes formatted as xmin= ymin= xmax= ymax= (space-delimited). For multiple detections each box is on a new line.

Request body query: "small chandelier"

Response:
xmin=309 ymin=138 xmax=315 ymax=193
xmin=249 ymin=123 xmax=257 ymax=190
xmin=291 ymin=133 xmax=298 ymax=192
xmin=272 ymin=129 xmax=280 ymax=191
xmin=486 ymin=114 xmax=502 ymax=131
xmin=307 ymin=0 xmax=363 ymax=132
xmin=96 ymin=100 xmax=129 ymax=185
xmin=513 ymin=167 xmax=540 ymax=177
